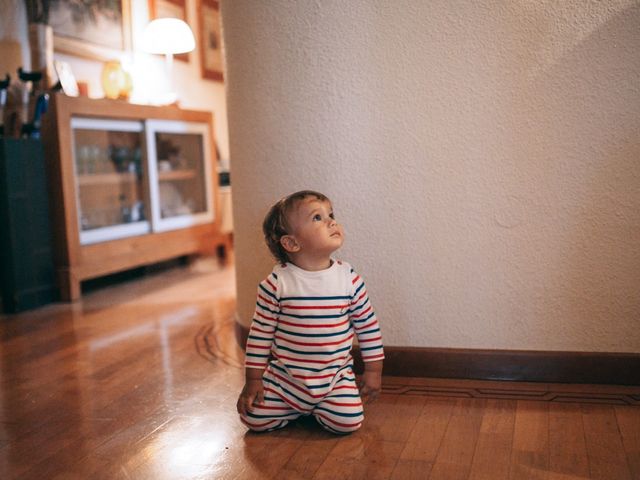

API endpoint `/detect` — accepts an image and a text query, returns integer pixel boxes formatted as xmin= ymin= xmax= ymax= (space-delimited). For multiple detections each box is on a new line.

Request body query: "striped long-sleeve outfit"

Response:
xmin=241 ymin=260 xmax=384 ymax=434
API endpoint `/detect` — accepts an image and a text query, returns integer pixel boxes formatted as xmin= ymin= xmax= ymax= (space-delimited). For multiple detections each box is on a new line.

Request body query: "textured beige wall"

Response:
xmin=223 ymin=0 xmax=640 ymax=352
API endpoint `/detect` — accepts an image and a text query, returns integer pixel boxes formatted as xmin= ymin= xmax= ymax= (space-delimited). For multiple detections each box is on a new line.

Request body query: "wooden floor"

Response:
xmin=1 ymin=258 xmax=639 ymax=480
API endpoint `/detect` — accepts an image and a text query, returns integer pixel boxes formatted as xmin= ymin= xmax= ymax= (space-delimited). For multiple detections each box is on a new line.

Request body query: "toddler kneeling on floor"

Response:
xmin=236 ymin=190 xmax=384 ymax=434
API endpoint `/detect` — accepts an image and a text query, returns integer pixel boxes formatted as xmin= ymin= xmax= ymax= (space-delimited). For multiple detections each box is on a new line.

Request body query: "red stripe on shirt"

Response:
xmin=258 ymin=294 xmax=278 ymax=307
xmin=269 ymin=370 xmax=328 ymax=399
xmin=322 ymin=399 xmax=363 ymax=408
xmin=246 ymin=343 xmax=271 ymax=350
xmin=255 ymin=404 xmax=294 ymax=412
xmin=315 ymin=412 xmax=362 ymax=429
xmin=278 ymin=318 xmax=350 ymax=329
xmin=332 ymin=384 xmax=358 ymax=392
xmin=292 ymin=372 xmax=337 ymax=381
xmin=351 ymin=306 xmax=372 ymax=319
xmin=358 ymin=335 xmax=382 ymax=343
xmin=362 ymin=353 xmax=385 ymax=362
xmin=256 ymin=311 xmax=278 ymax=322
xmin=266 ymin=278 xmax=277 ymax=291
xmin=354 ymin=319 xmax=378 ymax=331
xmin=251 ymin=326 xmax=273 ymax=335
xmin=264 ymin=386 xmax=311 ymax=412
xmin=352 ymin=290 xmax=367 ymax=305
xmin=274 ymin=353 xmax=350 ymax=365
xmin=281 ymin=303 xmax=349 ymax=310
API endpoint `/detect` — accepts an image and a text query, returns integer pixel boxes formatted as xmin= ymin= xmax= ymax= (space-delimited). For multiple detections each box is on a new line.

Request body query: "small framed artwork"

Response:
xmin=198 ymin=0 xmax=224 ymax=82
xmin=148 ymin=0 xmax=189 ymax=62
xmin=49 ymin=0 xmax=132 ymax=61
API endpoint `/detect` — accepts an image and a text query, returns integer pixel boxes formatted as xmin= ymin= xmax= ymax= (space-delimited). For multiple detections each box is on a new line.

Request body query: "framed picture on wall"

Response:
xmin=148 ymin=0 xmax=190 ymax=62
xmin=198 ymin=0 xmax=224 ymax=82
xmin=49 ymin=0 xmax=132 ymax=61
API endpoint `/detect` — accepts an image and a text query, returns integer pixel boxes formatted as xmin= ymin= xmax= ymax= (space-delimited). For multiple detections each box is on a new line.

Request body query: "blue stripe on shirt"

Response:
xmin=359 ymin=344 xmax=383 ymax=351
xmin=256 ymin=302 xmax=279 ymax=316
xmin=246 ymin=352 xmax=270 ymax=358
xmin=357 ymin=327 xmax=380 ymax=336
xmin=279 ymin=295 xmax=351 ymax=301
xmin=259 ymin=283 xmax=279 ymax=302
xmin=248 ymin=334 xmax=272 ymax=342
xmin=277 ymin=325 xmax=352 ymax=338
xmin=352 ymin=311 xmax=375 ymax=324
xmin=279 ymin=311 xmax=348 ymax=320
xmin=269 ymin=363 xmax=332 ymax=389
xmin=263 ymin=376 xmax=315 ymax=407
xmin=252 ymin=318 xmax=275 ymax=328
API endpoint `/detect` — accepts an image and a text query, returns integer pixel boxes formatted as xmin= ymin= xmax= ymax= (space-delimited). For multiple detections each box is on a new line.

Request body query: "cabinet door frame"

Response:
xmin=70 ymin=117 xmax=150 ymax=245
xmin=145 ymin=119 xmax=216 ymax=233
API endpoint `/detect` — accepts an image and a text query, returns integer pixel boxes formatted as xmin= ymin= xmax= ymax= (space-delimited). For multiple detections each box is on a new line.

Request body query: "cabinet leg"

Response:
xmin=216 ymin=233 xmax=234 ymax=265
xmin=58 ymin=268 xmax=81 ymax=301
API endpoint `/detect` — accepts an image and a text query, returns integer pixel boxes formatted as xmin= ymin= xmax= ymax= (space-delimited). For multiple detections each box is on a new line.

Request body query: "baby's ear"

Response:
xmin=280 ymin=235 xmax=300 ymax=253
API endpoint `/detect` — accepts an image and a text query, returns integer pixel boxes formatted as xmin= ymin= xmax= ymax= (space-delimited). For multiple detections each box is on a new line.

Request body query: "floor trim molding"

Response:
xmin=356 ymin=346 xmax=640 ymax=386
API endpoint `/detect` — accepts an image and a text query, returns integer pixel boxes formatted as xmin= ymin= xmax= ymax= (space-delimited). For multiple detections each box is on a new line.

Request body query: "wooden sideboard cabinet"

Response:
xmin=42 ymin=94 xmax=223 ymax=300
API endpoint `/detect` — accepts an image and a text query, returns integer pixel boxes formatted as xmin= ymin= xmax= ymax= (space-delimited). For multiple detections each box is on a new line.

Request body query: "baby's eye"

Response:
xmin=329 ymin=212 xmax=335 ymax=219
xmin=313 ymin=214 xmax=322 ymax=221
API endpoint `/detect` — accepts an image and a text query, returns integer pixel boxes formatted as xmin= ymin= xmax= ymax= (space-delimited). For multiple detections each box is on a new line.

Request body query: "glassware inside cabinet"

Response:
xmin=71 ymin=118 xmax=150 ymax=245
xmin=154 ymin=131 xmax=208 ymax=219
xmin=145 ymin=119 xmax=215 ymax=233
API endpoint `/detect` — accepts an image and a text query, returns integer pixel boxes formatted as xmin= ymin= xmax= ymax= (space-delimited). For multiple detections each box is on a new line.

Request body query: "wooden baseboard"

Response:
xmin=354 ymin=346 xmax=640 ymax=386
xmin=234 ymin=322 xmax=639 ymax=385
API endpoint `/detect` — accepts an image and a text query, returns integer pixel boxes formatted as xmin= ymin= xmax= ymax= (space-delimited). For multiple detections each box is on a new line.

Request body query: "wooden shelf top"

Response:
xmin=77 ymin=172 xmax=139 ymax=186
xmin=158 ymin=169 xmax=197 ymax=181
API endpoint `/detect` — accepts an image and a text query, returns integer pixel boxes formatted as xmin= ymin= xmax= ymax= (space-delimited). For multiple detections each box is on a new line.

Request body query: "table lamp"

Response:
xmin=142 ymin=18 xmax=195 ymax=104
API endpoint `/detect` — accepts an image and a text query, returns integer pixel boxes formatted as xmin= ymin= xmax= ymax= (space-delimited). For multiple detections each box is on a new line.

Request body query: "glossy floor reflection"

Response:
xmin=1 ymin=258 xmax=639 ymax=479
xmin=0 ymin=258 xmax=245 ymax=479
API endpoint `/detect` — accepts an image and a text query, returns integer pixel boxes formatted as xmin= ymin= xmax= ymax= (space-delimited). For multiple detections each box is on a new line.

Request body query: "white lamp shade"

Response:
xmin=142 ymin=18 xmax=195 ymax=55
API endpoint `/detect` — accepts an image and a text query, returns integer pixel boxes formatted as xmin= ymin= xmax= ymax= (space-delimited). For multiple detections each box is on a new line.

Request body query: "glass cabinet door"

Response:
xmin=71 ymin=118 xmax=150 ymax=245
xmin=145 ymin=120 xmax=215 ymax=232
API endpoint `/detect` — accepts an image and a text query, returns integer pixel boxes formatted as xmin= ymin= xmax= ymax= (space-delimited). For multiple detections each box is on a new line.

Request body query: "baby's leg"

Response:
xmin=239 ymin=392 xmax=302 ymax=432
xmin=313 ymin=375 xmax=364 ymax=434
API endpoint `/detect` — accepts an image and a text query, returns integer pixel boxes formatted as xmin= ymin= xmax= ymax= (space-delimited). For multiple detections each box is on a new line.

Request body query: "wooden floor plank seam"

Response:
xmin=381 ymin=384 xmax=640 ymax=406
xmin=197 ymin=323 xmax=243 ymax=368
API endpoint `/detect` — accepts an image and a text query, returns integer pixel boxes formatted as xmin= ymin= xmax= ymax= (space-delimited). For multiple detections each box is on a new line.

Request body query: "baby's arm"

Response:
xmin=349 ymin=268 xmax=385 ymax=402
xmin=359 ymin=359 xmax=383 ymax=402
xmin=237 ymin=368 xmax=266 ymax=415
xmin=237 ymin=273 xmax=280 ymax=415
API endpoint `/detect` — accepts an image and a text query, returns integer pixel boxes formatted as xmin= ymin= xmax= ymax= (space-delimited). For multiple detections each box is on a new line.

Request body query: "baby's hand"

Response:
xmin=359 ymin=369 xmax=382 ymax=404
xmin=236 ymin=379 xmax=265 ymax=416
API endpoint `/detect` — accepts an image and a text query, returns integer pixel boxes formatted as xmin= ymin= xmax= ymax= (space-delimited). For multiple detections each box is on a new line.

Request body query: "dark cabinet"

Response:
xmin=0 ymin=139 xmax=56 ymax=312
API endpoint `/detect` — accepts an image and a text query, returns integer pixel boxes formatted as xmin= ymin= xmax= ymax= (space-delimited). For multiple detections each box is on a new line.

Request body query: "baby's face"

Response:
xmin=286 ymin=197 xmax=344 ymax=255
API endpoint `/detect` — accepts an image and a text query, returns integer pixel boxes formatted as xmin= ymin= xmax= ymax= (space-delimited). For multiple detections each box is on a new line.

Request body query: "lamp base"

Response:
xmin=148 ymin=91 xmax=179 ymax=106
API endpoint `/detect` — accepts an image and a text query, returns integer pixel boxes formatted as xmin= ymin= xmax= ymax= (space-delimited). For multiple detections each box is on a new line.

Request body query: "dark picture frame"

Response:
xmin=198 ymin=0 xmax=224 ymax=82
xmin=49 ymin=0 xmax=132 ymax=61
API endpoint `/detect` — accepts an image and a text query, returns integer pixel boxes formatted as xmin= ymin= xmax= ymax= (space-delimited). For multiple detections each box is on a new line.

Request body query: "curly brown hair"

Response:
xmin=262 ymin=190 xmax=330 ymax=264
